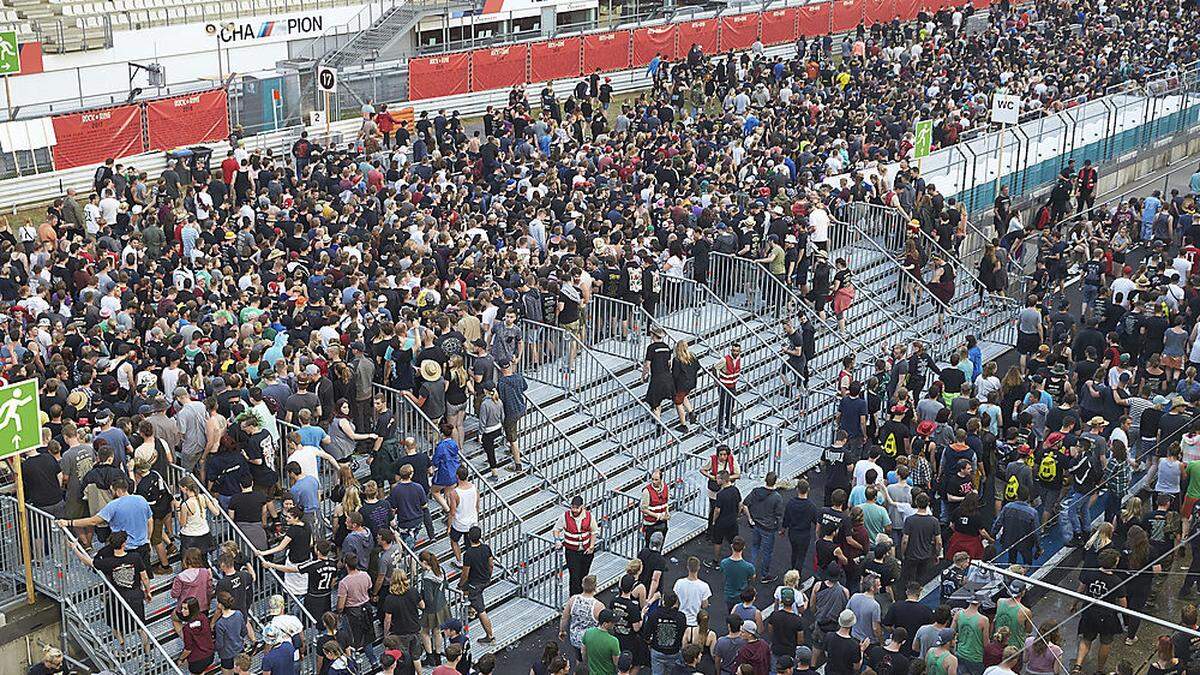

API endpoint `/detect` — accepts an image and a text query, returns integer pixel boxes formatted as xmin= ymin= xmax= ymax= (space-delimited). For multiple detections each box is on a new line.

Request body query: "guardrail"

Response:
xmin=2 ymin=496 xmax=184 ymax=675
xmin=163 ymin=463 xmax=320 ymax=673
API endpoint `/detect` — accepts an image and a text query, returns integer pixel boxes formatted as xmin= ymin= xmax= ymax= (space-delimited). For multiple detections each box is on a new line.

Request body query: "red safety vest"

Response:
xmin=563 ymin=510 xmax=592 ymax=551
xmin=718 ymin=355 xmax=741 ymax=388
xmin=643 ymin=482 xmax=668 ymax=526
xmin=710 ymin=453 xmax=735 ymax=476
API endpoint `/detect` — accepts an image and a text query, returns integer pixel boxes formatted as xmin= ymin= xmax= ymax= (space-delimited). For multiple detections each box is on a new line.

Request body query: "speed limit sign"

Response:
xmin=316 ymin=65 xmax=338 ymax=93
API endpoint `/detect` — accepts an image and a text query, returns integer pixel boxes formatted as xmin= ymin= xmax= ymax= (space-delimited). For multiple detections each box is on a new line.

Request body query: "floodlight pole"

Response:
xmin=971 ymin=560 xmax=1200 ymax=638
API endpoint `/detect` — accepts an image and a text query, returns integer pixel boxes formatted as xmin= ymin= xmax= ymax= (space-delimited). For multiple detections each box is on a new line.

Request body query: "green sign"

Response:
xmin=0 ymin=31 xmax=18 ymax=76
xmin=913 ymin=119 xmax=933 ymax=159
xmin=0 ymin=379 xmax=40 ymax=458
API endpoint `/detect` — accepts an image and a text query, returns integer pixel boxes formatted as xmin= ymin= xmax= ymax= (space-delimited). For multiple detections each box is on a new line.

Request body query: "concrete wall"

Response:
xmin=0 ymin=597 xmax=64 ymax=673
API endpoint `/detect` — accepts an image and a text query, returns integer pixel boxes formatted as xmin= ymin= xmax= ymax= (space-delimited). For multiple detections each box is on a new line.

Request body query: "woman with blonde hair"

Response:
xmin=444 ymin=355 xmax=473 ymax=447
xmin=332 ymin=484 xmax=362 ymax=548
xmin=29 ymin=644 xmax=64 ymax=675
xmin=382 ymin=569 xmax=425 ymax=664
xmin=178 ymin=477 xmax=219 ymax=556
xmin=671 ymin=339 xmax=700 ymax=432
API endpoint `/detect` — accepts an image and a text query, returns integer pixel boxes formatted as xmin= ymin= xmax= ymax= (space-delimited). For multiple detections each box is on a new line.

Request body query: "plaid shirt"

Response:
xmin=1106 ymin=457 xmax=1132 ymax=495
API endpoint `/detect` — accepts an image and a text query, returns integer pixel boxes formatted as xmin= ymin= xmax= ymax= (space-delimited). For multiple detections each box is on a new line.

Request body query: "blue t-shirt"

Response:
xmin=94 ymin=427 xmax=131 ymax=468
xmin=292 ymin=475 xmax=320 ymax=514
xmin=261 ymin=643 xmax=297 ymax=675
xmin=719 ymin=556 xmax=756 ymax=601
xmin=298 ymin=425 xmax=327 ymax=448
xmin=98 ymin=494 xmax=152 ymax=548
xmin=431 ymin=439 xmax=460 ymax=487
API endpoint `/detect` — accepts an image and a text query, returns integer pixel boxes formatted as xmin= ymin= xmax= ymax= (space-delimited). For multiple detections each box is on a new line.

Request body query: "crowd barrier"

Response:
xmin=49 ymin=88 xmax=230 ymax=170
xmin=408 ymin=0 xmax=988 ymax=100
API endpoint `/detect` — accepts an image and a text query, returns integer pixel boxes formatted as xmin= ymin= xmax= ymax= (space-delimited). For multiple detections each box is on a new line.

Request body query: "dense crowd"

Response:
xmin=3 ymin=0 xmax=1200 ymax=671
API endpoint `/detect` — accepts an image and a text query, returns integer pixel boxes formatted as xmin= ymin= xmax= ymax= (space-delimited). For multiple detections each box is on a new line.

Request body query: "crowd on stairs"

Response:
xmin=1 ymin=0 xmax=1200 ymax=671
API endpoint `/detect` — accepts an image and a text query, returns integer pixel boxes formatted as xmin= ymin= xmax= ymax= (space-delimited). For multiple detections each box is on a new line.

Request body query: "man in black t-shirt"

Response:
xmin=23 ymin=444 xmax=64 ymax=514
xmin=709 ymin=471 xmax=742 ymax=567
xmin=645 ymin=590 xmax=687 ymax=668
xmin=824 ymin=609 xmax=864 ymax=675
xmin=1073 ymin=549 xmax=1126 ymax=673
xmin=768 ymin=588 xmax=805 ymax=662
xmin=883 ymin=584 xmax=933 ymax=657
xmin=637 ymin=531 xmax=668 ymax=596
xmin=460 ymin=526 xmax=495 ymax=644
xmin=216 ymin=552 xmax=255 ymax=617
xmin=264 ymin=539 xmax=338 ymax=622
xmin=866 ymin=627 xmax=911 ymax=675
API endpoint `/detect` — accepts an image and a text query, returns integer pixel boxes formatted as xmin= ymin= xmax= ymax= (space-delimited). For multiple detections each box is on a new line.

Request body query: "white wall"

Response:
xmin=0 ymin=4 xmax=369 ymax=113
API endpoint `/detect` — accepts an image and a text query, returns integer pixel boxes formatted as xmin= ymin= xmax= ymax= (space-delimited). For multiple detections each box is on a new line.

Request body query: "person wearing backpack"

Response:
xmin=134 ymin=458 xmax=175 ymax=575
xmin=79 ymin=441 xmax=124 ymax=543
xmin=59 ymin=422 xmax=97 ymax=547
xmin=1032 ymin=434 xmax=1066 ymax=528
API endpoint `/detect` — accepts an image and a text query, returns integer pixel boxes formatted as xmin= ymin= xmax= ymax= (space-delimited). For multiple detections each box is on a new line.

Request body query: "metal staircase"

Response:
xmin=288 ymin=0 xmax=477 ymax=71
xmin=0 ymin=496 xmax=184 ymax=675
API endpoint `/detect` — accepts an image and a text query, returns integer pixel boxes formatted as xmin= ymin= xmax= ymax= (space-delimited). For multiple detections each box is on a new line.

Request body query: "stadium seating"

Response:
xmin=0 ymin=0 xmax=363 ymax=52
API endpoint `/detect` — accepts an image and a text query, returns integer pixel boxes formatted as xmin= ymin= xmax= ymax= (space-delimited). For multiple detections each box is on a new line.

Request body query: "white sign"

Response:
xmin=991 ymin=93 xmax=1021 ymax=125
xmin=205 ymin=15 xmax=325 ymax=43
xmin=316 ymin=65 xmax=337 ymax=93
xmin=309 ymin=110 xmax=326 ymax=126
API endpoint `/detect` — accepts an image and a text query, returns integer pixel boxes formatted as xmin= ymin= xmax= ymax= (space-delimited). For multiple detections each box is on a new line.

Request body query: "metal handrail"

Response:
xmin=710 ymin=250 xmax=877 ymax=361
xmin=583 ymin=291 xmax=764 ymax=428
xmin=841 ymin=211 xmax=977 ymax=326
xmin=520 ymin=318 xmax=705 ymax=469
xmin=8 ymin=497 xmax=185 ymax=674
xmin=459 ymin=350 xmax=610 ymax=508
xmin=165 ymin=462 xmax=319 ymax=632
xmin=907 ymin=216 xmax=1018 ymax=309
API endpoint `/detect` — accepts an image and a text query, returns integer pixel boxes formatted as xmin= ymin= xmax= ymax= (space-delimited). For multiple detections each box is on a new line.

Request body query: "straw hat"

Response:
xmin=420 ymin=360 xmax=443 ymax=382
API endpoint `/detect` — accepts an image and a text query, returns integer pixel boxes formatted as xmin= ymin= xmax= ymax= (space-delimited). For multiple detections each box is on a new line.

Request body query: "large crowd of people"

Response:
xmin=4 ymin=0 xmax=1200 ymax=671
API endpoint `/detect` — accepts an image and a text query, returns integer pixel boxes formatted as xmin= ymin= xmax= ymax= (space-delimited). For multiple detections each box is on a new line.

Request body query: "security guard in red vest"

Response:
xmin=553 ymin=495 xmax=597 ymax=596
xmin=640 ymin=468 xmax=670 ymax=547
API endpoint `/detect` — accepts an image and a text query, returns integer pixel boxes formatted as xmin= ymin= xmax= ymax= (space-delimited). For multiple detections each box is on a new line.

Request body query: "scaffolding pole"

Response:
xmin=971 ymin=560 xmax=1200 ymax=638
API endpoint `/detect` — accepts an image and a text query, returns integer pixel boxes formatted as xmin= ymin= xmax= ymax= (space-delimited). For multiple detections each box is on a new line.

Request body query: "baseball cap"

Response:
xmin=935 ymin=627 xmax=955 ymax=646
xmin=741 ymin=620 xmax=758 ymax=636
xmin=795 ymin=646 xmax=813 ymax=664
xmin=440 ymin=618 xmax=464 ymax=632
xmin=598 ymin=609 xmax=615 ymax=624
xmin=617 ymin=652 xmax=634 ymax=672
xmin=304 ymin=364 xmax=320 ymax=376
xmin=775 ymin=656 xmax=795 ymax=672
xmin=780 ymin=588 xmax=795 ymax=606
xmin=916 ymin=420 xmax=937 ymax=436
xmin=262 ymin=624 xmax=283 ymax=644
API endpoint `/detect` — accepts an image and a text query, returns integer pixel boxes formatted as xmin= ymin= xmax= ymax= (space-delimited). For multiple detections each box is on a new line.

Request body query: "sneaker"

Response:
xmin=479 ymin=637 xmax=496 ymax=645
xmin=706 ymin=559 xmax=720 ymax=569
xmin=760 ymin=575 xmax=777 ymax=585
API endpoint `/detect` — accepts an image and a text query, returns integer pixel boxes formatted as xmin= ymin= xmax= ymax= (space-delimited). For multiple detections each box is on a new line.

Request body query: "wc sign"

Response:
xmin=991 ymin=93 xmax=1021 ymax=125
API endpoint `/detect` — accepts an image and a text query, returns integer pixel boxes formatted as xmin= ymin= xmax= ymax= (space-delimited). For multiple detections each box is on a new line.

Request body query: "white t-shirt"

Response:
xmin=673 ymin=577 xmax=712 ymax=626
xmin=810 ymin=207 xmax=831 ymax=244
xmin=853 ymin=459 xmax=884 ymax=487
xmin=289 ymin=445 xmax=321 ymax=480
xmin=1110 ymin=277 xmax=1137 ymax=308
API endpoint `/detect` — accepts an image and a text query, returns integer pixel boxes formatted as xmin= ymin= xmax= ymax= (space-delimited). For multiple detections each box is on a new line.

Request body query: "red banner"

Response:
xmin=145 ymin=89 xmax=229 ymax=152
xmin=409 ymin=52 xmax=469 ymax=100
xmin=718 ymin=14 xmax=760 ymax=51
xmin=470 ymin=45 xmax=528 ymax=92
xmin=864 ymin=0 xmax=894 ymax=24
xmin=831 ymin=0 xmax=862 ymax=32
xmin=582 ymin=30 xmax=631 ymax=73
xmin=760 ymin=7 xmax=798 ymax=45
xmin=51 ymin=104 xmax=144 ymax=171
xmin=895 ymin=0 xmax=921 ymax=18
xmin=677 ymin=19 xmax=718 ymax=56
xmin=632 ymin=25 xmax=677 ymax=66
xmin=797 ymin=2 xmax=832 ymax=36
xmin=529 ymin=37 xmax=581 ymax=82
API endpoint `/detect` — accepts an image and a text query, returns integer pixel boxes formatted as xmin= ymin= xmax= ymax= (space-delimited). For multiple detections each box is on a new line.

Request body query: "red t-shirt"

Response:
xmin=221 ymin=156 xmax=239 ymax=184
